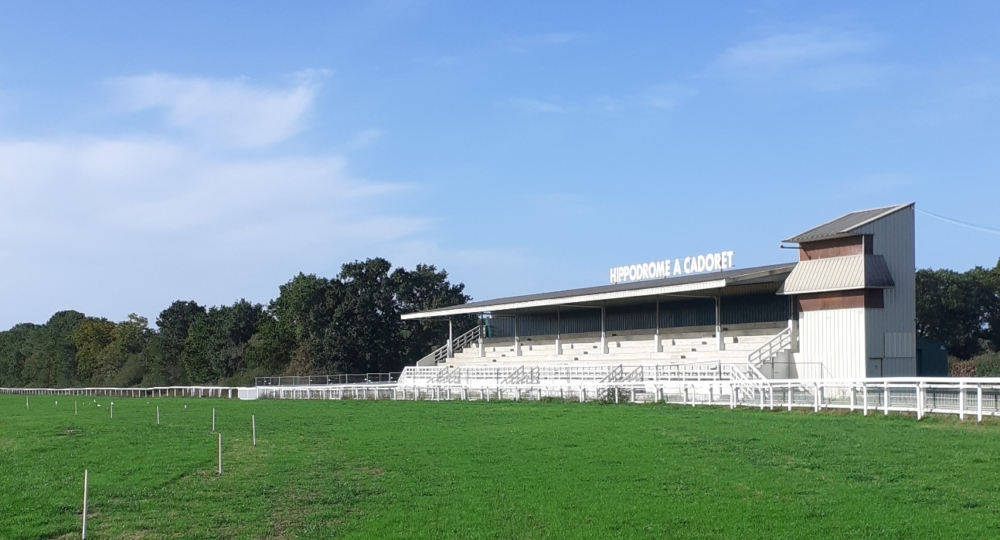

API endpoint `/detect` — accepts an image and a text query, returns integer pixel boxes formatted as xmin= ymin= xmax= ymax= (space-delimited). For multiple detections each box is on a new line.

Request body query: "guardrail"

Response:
xmin=0 ymin=386 xmax=242 ymax=398
xmin=255 ymin=373 xmax=400 ymax=386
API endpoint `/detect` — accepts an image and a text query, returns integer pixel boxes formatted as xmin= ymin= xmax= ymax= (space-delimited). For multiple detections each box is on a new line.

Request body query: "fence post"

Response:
xmin=883 ymin=381 xmax=889 ymax=416
xmin=959 ymin=381 xmax=966 ymax=420
xmin=82 ymin=469 xmax=89 ymax=539
xmin=916 ymin=382 xmax=923 ymax=420
xmin=977 ymin=384 xmax=983 ymax=422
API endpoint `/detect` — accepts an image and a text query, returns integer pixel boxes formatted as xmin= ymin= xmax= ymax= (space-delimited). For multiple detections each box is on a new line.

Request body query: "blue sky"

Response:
xmin=2 ymin=1 xmax=1000 ymax=329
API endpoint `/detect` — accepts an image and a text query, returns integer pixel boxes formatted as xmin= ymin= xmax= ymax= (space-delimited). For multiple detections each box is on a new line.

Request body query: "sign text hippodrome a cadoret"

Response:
xmin=609 ymin=251 xmax=735 ymax=285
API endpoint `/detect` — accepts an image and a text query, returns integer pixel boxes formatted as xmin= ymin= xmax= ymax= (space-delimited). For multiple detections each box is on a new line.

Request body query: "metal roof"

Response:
xmin=783 ymin=203 xmax=913 ymax=243
xmin=402 ymin=263 xmax=796 ymax=320
xmin=777 ymin=254 xmax=895 ymax=295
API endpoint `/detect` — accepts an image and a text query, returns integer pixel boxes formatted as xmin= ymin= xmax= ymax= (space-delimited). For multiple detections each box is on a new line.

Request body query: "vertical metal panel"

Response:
xmin=800 ymin=308 xmax=866 ymax=379
xmin=855 ymin=206 xmax=916 ymax=367
xmin=720 ymin=294 xmax=789 ymax=325
xmin=606 ymin=304 xmax=656 ymax=332
xmin=659 ymin=299 xmax=715 ymax=328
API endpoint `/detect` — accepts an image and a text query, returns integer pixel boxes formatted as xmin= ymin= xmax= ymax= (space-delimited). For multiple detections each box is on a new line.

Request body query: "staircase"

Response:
xmin=747 ymin=327 xmax=792 ymax=376
xmin=417 ymin=326 xmax=482 ymax=366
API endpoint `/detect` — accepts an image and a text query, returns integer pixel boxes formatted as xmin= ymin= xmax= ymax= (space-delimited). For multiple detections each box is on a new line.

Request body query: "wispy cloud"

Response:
xmin=709 ymin=29 xmax=883 ymax=91
xmin=0 ymin=72 xmax=435 ymax=325
xmin=509 ymin=83 xmax=695 ymax=115
xmin=110 ymin=70 xmax=328 ymax=148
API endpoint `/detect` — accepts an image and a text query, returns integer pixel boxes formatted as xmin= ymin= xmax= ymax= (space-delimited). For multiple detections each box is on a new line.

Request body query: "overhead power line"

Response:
xmin=917 ymin=208 xmax=1000 ymax=236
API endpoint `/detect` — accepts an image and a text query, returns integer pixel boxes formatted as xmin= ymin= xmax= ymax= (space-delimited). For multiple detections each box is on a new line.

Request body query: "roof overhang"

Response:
xmin=402 ymin=263 xmax=795 ymax=320
xmin=783 ymin=203 xmax=914 ymax=244
xmin=778 ymin=254 xmax=895 ymax=295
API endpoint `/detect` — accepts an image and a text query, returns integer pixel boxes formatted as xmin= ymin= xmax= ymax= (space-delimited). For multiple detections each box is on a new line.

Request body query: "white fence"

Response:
xmin=9 ymin=365 xmax=1000 ymax=422
xmin=1 ymin=386 xmax=244 ymax=399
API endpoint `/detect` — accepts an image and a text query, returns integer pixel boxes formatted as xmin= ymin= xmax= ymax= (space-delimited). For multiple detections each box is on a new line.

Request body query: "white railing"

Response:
xmin=418 ymin=325 xmax=483 ymax=365
xmin=0 ymin=386 xmax=243 ymax=399
xmin=747 ymin=327 xmax=791 ymax=367
xmin=251 ymin=376 xmax=1000 ymax=422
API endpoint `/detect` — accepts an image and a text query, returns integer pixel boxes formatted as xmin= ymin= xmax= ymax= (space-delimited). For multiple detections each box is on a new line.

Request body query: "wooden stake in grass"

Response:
xmin=157 ymin=405 xmax=160 ymax=425
xmin=217 ymin=433 xmax=222 ymax=475
xmin=75 ymin=401 xmax=78 ymax=415
xmin=26 ymin=396 xmax=28 ymax=410
xmin=110 ymin=402 xmax=113 ymax=419
xmin=82 ymin=469 xmax=89 ymax=539
xmin=252 ymin=415 xmax=256 ymax=447
xmin=212 ymin=408 xmax=216 ymax=432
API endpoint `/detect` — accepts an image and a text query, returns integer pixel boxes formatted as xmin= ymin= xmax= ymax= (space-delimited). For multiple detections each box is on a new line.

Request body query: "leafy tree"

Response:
xmin=393 ymin=264 xmax=474 ymax=366
xmin=331 ymin=258 xmax=403 ymax=373
xmin=154 ymin=300 xmax=206 ymax=384
xmin=182 ymin=300 xmax=265 ymax=383
xmin=73 ymin=317 xmax=117 ymax=384
xmin=916 ymin=268 xmax=992 ymax=359
xmin=0 ymin=323 xmax=41 ymax=387
xmin=22 ymin=311 xmax=86 ymax=387
xmin=977 ymin=260 xmax=1000 ymax=352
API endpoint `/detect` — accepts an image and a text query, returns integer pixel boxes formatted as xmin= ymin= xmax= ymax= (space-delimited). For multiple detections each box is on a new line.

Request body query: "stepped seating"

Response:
xmin=439 ymin=323 xmax=786 ymax=368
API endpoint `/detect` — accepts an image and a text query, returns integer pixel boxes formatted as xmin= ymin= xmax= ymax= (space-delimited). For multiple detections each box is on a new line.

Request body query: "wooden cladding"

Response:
xmin=799 ymin=235 xmax=873 ymax=261
xmin=796 ymin=289 xmax=884 ymax=311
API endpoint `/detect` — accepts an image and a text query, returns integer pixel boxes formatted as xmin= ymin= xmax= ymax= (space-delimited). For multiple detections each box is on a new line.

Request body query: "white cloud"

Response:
xmin=509 ymin=83 xmax=695 ymax=114
xmin=710 ymin=30 xmax=883 ymax=91
xmin=0 ymin=73 xmax=435 ymax=327
xmin=110 ymin=70 xmax=327 ymax=148
xmin=641 ymin=84 xmax=697 ymax=109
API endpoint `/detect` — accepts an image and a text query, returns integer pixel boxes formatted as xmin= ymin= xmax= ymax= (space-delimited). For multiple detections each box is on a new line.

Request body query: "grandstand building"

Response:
xmin=403 ymin=203 xmax=917 ymax=379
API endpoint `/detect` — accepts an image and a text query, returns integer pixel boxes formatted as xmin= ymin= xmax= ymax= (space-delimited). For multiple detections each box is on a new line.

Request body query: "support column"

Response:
xmin=715 ymin=296 xmax=724 ymax=351
xmin=653 ymin=301 xmax=662 ymax=353
xmin=478 ymin=316 xmax=485 ymax=358
xmin=514 ymin=315 xmax=521 ymax=356
xmin=600 ymin=307 xmax=608 ymax=354
xmin=555 ymin=309 xmax=562 ymax=355
xmin=447 ymin=318 xmax=453 ymax=358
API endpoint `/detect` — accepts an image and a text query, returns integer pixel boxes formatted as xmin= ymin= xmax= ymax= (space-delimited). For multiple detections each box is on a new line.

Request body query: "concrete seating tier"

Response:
xmin=439 ymin=323 xmax=786 ymax=367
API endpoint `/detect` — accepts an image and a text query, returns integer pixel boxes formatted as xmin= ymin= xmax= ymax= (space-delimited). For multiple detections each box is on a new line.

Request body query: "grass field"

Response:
xmin=3 ymin=395 xmax=1000 ymax=539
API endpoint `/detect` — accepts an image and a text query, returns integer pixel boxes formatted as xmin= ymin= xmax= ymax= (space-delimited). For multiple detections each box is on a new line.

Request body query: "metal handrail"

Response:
xmin=747 ymin=328 xmax=791 ymax=367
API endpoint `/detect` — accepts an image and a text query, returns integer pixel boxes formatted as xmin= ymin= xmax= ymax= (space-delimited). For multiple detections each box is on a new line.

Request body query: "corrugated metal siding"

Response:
xmin=855 ymin=205 xmax=916 ymax=368
xmin=660 ymin=299 xmax=715 ymax=328
xmin=883 ymin=358 xmax=917 ymax=377
xmin=607 ymin=305 xmax=656 ymax=332
xmin=720 ymin=293 xmax=789 ymax=325
xmin=784 ymin=204 xmax=908 ymax=243
xmin=486 ymin=295 xmax=788 ymax=337
xmin=488 ymin=311 xmax=603 ymax=338
xmin=800 ymin=308 xmax=866 ymax=379
xmin=780 ymin=254 xmax=893 ymax=294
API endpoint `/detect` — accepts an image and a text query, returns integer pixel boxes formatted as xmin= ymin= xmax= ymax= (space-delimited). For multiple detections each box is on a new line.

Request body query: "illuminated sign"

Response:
xmin=609 ymin=251 xmax=735 ymax=284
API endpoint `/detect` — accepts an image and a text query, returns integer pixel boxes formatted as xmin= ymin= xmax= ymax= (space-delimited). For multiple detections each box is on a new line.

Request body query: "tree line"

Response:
xmin=2 ymin=257 xmax=998 ymax=388
xmin=0 ymin=258 xmax=474 ymax=388
xmin=916 ymin=259 xmax=1000 ymax=360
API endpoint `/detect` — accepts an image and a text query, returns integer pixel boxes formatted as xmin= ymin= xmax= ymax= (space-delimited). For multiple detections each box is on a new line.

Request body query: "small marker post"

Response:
xmin=82 ymin=469 xmax=89 ymax=539
xmin=75 ymin=401 xmax=78 ymax=415
xmin=156 ymin=405 xmax=160 ymax=425
xmin=212 ymin=408 xmax=216 ymax=432
xmin=252 ymin=415 xmax=256 ymax=447
xmin=217 ymin=433 xmax=222 ymax=475
xmin=26 ymin=396 xmax=29 ymax=409
xmin=110 ymin=402 xmax=113 ymax=419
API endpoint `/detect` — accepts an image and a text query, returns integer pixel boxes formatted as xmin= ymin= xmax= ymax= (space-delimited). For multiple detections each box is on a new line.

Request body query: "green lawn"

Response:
xmin=2 ymin=394 xmax=1000 ymax=539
